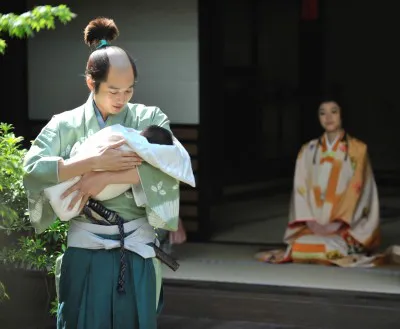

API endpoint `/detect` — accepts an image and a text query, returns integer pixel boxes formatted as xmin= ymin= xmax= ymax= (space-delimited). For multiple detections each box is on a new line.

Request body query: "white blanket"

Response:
xmin=44 ymin=124 xmax=195 ymax=221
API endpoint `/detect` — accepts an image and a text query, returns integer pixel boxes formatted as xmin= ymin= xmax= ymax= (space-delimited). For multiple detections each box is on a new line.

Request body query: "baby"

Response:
xmin=44 ymin=125 xmax=174 ymax=221
xmin=141 ymin=125 xmax=173 ymax=145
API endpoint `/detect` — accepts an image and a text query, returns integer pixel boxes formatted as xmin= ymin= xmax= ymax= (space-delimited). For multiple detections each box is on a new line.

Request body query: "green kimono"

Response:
xmin=23 ymin=94 xmax=180 ymax=329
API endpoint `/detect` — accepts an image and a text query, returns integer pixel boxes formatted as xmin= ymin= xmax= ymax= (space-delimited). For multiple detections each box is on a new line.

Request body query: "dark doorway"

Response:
xmin=217 ymin=0 xmax=302 ymax=187
xmin=199 ymin=0 xmax=302 ymax=242
xmin=198 ymin=0 xmax=400 ymax=249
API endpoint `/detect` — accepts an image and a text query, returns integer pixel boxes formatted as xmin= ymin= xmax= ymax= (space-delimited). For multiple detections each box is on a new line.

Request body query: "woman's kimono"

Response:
xmin=257 ymin=132 xmax=381 ymax=267
xmin=23 ymin=94 xmax=182 ymax=329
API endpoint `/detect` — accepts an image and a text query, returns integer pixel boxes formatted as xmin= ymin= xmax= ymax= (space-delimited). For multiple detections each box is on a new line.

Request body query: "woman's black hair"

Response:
xmin=84 ymin=17 xmax=138 ymax=93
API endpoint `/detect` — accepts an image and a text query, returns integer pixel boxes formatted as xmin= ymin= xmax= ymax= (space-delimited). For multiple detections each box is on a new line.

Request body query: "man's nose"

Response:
xmin=116 ymin=92 xmax=125 ymax=103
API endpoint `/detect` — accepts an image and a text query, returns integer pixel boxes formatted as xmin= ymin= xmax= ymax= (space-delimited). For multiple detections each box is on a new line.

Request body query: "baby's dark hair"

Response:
xmin=141 ymin=125 xmax=173 ymax=145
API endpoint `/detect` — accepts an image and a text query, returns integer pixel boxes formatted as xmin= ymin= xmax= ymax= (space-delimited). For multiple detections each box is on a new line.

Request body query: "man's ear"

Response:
xmin=86 ymin=76 xmax=95 ymax=92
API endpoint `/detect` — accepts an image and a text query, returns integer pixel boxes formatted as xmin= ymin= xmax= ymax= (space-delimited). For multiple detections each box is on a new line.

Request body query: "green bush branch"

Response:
xmin=0 ymin=123 xmax=68 ymax=310
xmin=0 ymin=281 xmax=9 ymax=302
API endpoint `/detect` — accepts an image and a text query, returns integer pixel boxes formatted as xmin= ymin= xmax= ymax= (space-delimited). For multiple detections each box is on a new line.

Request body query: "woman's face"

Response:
xmin=318 ymin=101 xmax=342 ymax=133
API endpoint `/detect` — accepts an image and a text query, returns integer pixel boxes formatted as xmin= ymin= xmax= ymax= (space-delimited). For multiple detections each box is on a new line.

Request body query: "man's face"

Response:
xmin=89 ymin=48 xmax=135 ymax=118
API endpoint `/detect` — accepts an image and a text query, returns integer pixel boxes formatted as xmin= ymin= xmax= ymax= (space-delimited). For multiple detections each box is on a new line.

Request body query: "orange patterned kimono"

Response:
xmin=257 ymin=132 xmax=381 ymax=266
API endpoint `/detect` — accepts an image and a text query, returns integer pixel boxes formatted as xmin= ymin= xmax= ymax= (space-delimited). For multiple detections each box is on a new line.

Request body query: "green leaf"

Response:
xmin=0 ymin=39 xmax=6 ymax=54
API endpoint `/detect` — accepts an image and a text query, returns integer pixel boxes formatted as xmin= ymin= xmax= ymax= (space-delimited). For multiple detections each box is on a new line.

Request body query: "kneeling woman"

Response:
xmin=263 ymin=100 xmax=380 ymax=266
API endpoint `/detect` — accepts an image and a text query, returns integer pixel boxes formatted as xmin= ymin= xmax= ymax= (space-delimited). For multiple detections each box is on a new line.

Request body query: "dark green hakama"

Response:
xmin=57 ymin=238 xmax=163 ymax=329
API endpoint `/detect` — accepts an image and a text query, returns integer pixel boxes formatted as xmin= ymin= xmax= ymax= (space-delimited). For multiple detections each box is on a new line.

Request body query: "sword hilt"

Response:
xmin=86 ymin=198 xmax=115 ymax=221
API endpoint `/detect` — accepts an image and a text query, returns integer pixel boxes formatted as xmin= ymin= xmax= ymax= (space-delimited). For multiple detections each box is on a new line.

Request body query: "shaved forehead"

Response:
xmin=106 ymin=46 xmax=131 ymax=71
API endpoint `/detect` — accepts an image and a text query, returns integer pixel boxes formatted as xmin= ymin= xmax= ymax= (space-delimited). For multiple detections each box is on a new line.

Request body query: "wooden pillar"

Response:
xmin=197 ymin=0 xmax=224 ymax=240
xmin=298 ymin=0 xmax=325 ymax=143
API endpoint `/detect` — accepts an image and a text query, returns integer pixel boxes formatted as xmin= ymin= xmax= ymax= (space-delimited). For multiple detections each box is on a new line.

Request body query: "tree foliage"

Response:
xmin=0 ymin=4 xmax=76 ymax=54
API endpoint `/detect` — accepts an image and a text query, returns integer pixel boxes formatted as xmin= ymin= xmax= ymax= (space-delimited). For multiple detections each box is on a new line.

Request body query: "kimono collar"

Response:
xmin=84 ymin=93 xmax=130 ymax=135
xmin=313 ymin=131 xmax=350 ymax=164
xmin=93 ymin=100 xmax=107 ymax=129
xmin=320 ymin=130 xmax=345 ymax=153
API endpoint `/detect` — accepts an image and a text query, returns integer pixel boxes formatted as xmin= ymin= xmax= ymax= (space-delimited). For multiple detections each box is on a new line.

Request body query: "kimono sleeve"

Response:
xmin=289 ymin=143 xmax=315 ymax=224
xmin=284 ymin=143 xmax=315 ymax=243
xmin=136 ymin=108 xmax=180 ymax=231
xmin=150 ymin=107 xmax=171 ymax=130
xmin=23 ymin=116 xmax=63 ymax=233
xmin=332 ymin=142 xmax=369 ymax=225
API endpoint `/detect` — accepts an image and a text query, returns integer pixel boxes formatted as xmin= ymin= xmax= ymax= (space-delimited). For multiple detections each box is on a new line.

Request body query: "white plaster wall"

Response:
xmin=27 ymin=0 xmax=199 ymax=124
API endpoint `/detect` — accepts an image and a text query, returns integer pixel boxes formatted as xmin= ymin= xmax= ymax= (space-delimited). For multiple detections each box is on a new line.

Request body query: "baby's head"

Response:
xmin=141 ymin=125 xmax=173 ymax=145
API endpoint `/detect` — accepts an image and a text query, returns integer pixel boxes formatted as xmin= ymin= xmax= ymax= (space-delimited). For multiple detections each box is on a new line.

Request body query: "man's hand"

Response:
xmin=61 ymin=171 xmax=110 ymax=212
xmin=93 ymin=139 xmax=142 ymax=171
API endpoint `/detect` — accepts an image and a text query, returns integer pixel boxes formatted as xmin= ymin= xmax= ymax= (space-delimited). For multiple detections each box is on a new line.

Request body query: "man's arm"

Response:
xmin=105 ymin=167 xmax=140 ymax=185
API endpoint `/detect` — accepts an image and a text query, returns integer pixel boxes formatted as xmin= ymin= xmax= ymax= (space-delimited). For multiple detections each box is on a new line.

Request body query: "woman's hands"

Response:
xmin=306 ymin=220 xmax=342 ymax=235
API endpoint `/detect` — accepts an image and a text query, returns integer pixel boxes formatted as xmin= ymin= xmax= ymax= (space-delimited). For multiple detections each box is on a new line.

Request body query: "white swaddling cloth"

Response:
xmin=44 ymin=124 xmax=195 ymax=221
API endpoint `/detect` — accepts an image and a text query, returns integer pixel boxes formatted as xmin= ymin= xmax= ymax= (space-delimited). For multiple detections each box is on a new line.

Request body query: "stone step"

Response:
xmin=161 ymin=279 xmax=400 ymax=329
